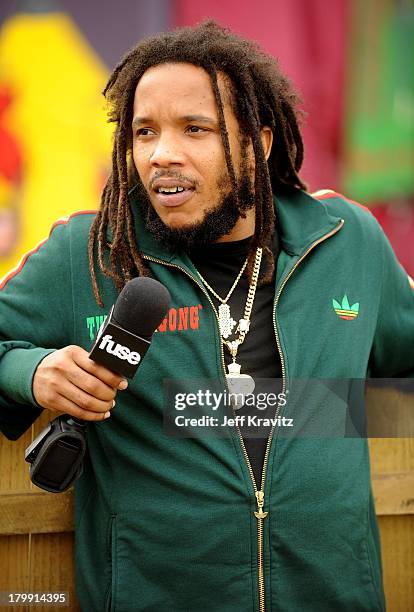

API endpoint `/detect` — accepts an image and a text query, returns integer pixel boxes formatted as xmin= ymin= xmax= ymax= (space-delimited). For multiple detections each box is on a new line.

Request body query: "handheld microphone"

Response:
xmin=89 ymin=276 xmax=171 ymax=377
xmin=25 ymin=277 xmax=171 ymax=493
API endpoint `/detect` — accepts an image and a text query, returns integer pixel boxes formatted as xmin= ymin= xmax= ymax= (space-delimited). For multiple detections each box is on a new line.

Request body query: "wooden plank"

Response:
xmin=0 ymin=534 xmax=29 ymax=589
xmin=0 ymin=533 xmax=80 ymax=612
xmin=0 ymin=442 xmax=412 ymax=536
xmin=369 ymin=437 xmax=414 ymax=474
xmin=372 ymin=472 xmax=414 ymax=516
xmin=0 ymin=470 xmax=412 ymax=538
xmin=366 ymin=386 xmax=414 ymax=438
xmin=0 ymin=491 xmax=74 ymax=535
xmin=0 ymin=426 xmax=34 ymax=492
xmin=0 ymin=534 xmax=29 ymax=612
xmin=378 ymin=514 xmax=414 ymax=611
xmin=28 ymin=532 xmax=81 ymax=611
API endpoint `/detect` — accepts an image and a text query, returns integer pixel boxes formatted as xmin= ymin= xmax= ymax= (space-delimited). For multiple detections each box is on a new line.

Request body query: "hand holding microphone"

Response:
xmin=25 ymin=277 xmax=171 ymax=492
xmin=32 ymin=277 xmax=170 ymax=421
xmin=32 ymin=345 xmax=127 ymax=422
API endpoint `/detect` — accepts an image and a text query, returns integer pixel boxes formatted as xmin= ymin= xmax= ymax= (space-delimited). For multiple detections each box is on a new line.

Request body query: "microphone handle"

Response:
xmin=65 ymin=416 xmax=88 ymax=428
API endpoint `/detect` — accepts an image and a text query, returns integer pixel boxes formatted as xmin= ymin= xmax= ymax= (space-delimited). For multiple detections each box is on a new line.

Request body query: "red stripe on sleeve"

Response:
xmin=312 ymin=189 xmax=371 ymax=213
xmin=0 ymin=210 xmax=96 ymax=291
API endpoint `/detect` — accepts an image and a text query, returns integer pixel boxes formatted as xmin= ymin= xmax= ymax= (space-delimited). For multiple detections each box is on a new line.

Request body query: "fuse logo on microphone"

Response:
xmin=99 ymin=334 xmax=141 ymax=365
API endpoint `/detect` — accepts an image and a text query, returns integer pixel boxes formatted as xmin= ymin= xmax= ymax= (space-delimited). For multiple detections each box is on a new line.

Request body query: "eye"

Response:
xmin=186 ymin=125 xmax=206 ymax=134
xmin=136 ymin=128 xmax=155 ymax=137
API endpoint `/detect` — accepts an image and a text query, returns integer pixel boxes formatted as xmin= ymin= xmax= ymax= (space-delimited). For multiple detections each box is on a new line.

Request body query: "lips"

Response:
xmin=154 ymin=188 xmax=194 ymax=207
xmin=151 ymin=178 xmax=195 ymax=207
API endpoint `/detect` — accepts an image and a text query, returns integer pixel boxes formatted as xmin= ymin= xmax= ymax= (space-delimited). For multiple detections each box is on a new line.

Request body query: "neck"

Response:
xmin=215 ymin=208 xmax=255 ymax=242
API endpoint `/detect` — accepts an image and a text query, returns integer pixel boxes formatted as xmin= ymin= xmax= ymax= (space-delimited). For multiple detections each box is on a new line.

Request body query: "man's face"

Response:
xmin=131 ymin=62 xmax=269 ymax=245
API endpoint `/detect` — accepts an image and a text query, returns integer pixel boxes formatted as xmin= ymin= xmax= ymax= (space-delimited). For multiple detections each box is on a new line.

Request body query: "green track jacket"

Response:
xmin=0 ymin=188 xmax=413 ymax=611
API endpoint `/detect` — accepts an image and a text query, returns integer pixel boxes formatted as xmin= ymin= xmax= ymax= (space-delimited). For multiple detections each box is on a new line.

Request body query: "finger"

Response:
xmin=66 ymin=365 xmax=117 ymax=402
xmin=50 ymin=393 xmax=113 ymax=422
xmin=57 ymin=379 xmax=115 ymax=415
xmin=71 ymin=347 xmax=128 ymax=390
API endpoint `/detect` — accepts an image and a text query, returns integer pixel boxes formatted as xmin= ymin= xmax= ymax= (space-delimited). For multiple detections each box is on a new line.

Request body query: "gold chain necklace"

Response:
xmin=195 ymin=248 xmax=263 ymax=407
xmin=196 ymin=256 xmax=248 ymax=339
xmin=197 ymin=256 xmax=249 ymax=305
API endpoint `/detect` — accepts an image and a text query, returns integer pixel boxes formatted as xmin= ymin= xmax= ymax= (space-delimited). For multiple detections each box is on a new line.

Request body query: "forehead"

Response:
xmin=133 ymin=62 xmax=232 ymax=114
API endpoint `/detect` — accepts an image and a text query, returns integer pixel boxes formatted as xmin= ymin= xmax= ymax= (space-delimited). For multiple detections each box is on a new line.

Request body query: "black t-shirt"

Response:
xmin=189 ymin=232 xmax=282 ymax=487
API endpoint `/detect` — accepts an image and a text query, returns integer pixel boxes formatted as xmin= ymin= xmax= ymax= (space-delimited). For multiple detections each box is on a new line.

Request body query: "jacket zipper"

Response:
xmin=254 ymin=218 xmax=344 ymax=612
xmin=143 ymin=217 xmax=344 ymax=612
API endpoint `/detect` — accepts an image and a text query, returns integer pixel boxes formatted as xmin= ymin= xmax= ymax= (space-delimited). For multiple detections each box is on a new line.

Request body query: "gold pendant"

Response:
xmin=218 ymin=304 xmax=236 ymax=339
xmin=225 ymin=362 xmax=255 ymax=410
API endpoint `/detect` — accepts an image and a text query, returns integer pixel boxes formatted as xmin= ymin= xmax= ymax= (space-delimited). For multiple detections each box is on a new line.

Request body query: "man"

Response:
xmin=0 ymin=21 xmax=413 ymax=612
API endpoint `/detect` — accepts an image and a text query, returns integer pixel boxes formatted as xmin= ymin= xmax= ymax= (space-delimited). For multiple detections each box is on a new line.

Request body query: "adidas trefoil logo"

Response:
xmin=332 ymin=295 xmax=359 ymax=320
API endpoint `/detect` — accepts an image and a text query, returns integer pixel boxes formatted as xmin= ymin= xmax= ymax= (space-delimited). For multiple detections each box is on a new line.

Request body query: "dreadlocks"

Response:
xmin=88 ymin=20 xmax=306 ymax=307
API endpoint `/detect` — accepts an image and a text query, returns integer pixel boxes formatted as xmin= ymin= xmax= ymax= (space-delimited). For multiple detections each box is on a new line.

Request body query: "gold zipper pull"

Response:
xmin=254 ymin=490 xmax=268 ymax=519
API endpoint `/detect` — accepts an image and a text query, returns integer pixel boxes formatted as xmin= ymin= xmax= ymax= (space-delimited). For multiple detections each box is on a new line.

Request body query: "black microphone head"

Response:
xmin=112 ymin=277 xmax=171 ymax=338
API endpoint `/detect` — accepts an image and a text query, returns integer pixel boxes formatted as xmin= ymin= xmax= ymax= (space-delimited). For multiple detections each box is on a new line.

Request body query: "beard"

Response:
xmin=135 ymin=167 xmax=255 ymax=252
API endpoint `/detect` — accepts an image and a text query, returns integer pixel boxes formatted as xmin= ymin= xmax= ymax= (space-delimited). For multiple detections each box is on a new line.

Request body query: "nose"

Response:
xmin=149 ymin=132 xmax=185 ymax=168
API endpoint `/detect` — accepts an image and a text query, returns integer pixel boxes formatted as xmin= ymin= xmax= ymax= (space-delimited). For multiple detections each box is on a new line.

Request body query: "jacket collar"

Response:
xmin=128 ymin=184 xmax=342 ymax=263
xmin=274 ymin=188 xmax=342 ymax=256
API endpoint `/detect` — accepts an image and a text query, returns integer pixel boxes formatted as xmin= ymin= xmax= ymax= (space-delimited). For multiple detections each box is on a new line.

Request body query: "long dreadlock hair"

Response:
xmin=88 ymin=20 xmax=306 ymax=307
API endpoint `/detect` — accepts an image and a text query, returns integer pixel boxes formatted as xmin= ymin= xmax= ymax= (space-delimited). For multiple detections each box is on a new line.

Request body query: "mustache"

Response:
xmin=148 ymin=170 xmax=199 ymax=191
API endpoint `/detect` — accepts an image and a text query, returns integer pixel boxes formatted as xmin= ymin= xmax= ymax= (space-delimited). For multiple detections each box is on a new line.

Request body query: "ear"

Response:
xmin=260 ymin=126 xmax=273 ymax=160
